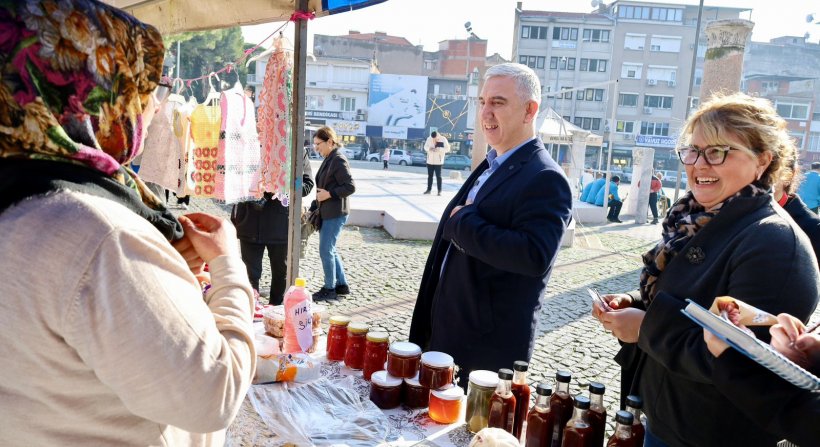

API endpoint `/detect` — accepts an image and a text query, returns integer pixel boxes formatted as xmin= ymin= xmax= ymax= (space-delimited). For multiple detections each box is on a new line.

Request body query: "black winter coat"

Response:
xmin=314 ymin=149 xmax=355 ymax=220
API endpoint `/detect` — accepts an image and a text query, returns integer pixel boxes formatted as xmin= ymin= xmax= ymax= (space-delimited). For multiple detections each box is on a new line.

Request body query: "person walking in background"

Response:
xmin=312 ymin=126 xmax=356 ymax=302
xmin=649 ymin=172 xmax=663 ymax=224
xmin=423 ymin=131 xmax=450 ymax=196
xmin=0 ymin=2 xmax=255 ymax=444
xmin=231 ymin=148 xmax=314 ymax=304
xmin=382 ymin=147 xmax=390 ymax=170
xmin=798 ymin=161 xmax=820 ymax=214
xmin=409 ymin=63 xmax=572 ymax=388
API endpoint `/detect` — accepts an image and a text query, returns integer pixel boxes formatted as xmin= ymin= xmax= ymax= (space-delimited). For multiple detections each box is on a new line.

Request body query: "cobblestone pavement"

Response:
xmin=180 ymin=197 xmax=819 ymax=437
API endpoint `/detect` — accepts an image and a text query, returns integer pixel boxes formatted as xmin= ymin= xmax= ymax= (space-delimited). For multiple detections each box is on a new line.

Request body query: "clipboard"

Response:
xmin=681 ymin=299 xmax=820 ymax=391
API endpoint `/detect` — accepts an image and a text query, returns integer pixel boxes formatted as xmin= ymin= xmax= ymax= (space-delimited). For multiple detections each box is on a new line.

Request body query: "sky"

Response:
xmin=242 ymin=0 xmax=819 ymax=60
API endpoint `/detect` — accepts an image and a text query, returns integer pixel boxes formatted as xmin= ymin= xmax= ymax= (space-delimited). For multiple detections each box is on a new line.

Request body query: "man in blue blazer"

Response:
xmin=409 ymin=63 xmax=572 ymax=387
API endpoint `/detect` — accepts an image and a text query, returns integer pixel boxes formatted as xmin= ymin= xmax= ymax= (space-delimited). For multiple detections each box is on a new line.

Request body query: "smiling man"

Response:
xmin=409 ymin=63 xmax=572 ymax=387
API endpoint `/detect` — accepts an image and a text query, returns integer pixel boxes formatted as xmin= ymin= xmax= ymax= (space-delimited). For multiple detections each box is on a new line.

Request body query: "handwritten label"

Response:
xmin=288 ymin=299 xmax=313 ymax=351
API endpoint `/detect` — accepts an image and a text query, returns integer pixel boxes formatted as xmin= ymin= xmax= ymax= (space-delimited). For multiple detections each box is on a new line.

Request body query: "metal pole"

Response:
xmin=286 ymin=0 xmax=309 ymax=288
xmin=466 ymin=37 xmax=470 ymax=77
xmin=176 ymin=40 xmax=181 ymax=78
xmin=601 ymin=79 xmax=619 ymax=222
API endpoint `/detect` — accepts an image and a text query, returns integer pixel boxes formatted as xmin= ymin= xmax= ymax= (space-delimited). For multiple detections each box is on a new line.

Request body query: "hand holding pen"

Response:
xmin=770 ymin=313 xmax=820 ymax=373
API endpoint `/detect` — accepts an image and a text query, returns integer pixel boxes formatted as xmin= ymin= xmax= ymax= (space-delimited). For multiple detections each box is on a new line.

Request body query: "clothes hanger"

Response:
xmin=204 ymin=72 xmax=221 ymax=105
xmin=245 ymin=32 xmax=294 ymax=68
xmin=167 ymin=77 xmax=186 ymax=104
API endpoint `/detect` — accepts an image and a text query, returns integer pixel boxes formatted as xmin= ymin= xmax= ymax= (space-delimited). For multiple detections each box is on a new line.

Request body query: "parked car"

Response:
xmin=366 ymin=148 xmax=413 ymax=166
xmin=344 ymin=144 xmax=367 ymax=160
xmin=340 ymin=145 xmax=357 ymax=159
xmin=657 ymin=170 xmax=688 ymax=187
xmin=410 ymin=151 xmax=427 ymax=166
xmin=442 ymin=154 xmax=471 ymax=171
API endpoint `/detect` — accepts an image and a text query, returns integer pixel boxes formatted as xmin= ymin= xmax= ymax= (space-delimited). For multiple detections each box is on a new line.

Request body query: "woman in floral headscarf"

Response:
xmin=0 ymin=2 xmax=255 ymax=445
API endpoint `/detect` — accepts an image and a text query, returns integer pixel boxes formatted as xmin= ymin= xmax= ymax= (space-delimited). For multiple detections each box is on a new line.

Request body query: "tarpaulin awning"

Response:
xmin=105 ymin=0 xmax=387 ymax=34
xmin=537 ymin=108 xmax=603 ymax=146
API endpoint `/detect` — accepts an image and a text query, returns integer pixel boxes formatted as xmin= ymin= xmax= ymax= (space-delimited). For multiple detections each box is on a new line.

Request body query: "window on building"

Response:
xmin=808 ymin=132 xmax=820 ymax=152
xmin=646 ymin=66 xmax=677 ymax=82
xmin=424 ymin=60 xmax=436 ymax=70
xmin=522 ymin=25 xmax=548 ymax=39
xmin=621 ymin=63 xmax=642 ymax=79
xmin=550 ymin=57 xmax=576 ymax=70
xmin=582 ymin=29 xmax=610 ymax=43
xmin=573 ymin=117 xmax=602 ymax=130
xmin=558 ymin=86 xmax=573 ymax=100
xmin=553 ymin=27 xmax=579 ymax=41
xmin=651 ymin=8 xmax=683 ymax=22
xmin=644 ymin=95 xmax=673 ymax=109
xmin=640 ymin=121 xmax=670 ymax=136
xmin=580 ymin=58 xmax=607 ymax=72
xmin=619 ymin=93 xmax=639 ymax=107
xmin=340 ymin=97 xmax=356 ymax=112
xmin=694 ymin=68 xmax=703 ymax=86
xmin=776 ymin=102 xmax=810 ymax=120
xmin=616 ymin=120 xmax=635 ymax=133
xmin=618 ymin=5 xmax=650 ymax=19
xmin=578 ymin=88 xmax=605 ymax=101
xmin=306 ymin=95 xmax=324 ymax=109
xmin=762 ymin=81 xmax=780 ymax=92
xmin=791 ymin=132 xmax=805 ymax=149
xmin=649 ymin=36 xmax=682 ymax=52
xmin=520 ymin=55 xmax=546 ymax=69
xmin=624 ymin=34 xmax=646 ymax=50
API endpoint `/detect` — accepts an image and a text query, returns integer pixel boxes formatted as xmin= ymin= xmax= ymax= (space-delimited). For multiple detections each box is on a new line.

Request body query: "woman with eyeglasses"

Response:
xmin=591 ymin=93 xmax=819 ymax=447
xmin=312 ymin=126 xmax=356 ymax=301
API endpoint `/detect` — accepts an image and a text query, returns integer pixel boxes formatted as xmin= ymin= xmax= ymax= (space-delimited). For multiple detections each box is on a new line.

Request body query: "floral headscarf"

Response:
xmin=0 ymin=0 xmax=165 ymax=209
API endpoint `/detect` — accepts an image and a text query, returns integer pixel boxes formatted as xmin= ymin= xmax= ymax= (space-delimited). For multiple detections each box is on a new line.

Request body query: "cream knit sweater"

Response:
xmin=0 ymin=191 xmax=256 ymax=446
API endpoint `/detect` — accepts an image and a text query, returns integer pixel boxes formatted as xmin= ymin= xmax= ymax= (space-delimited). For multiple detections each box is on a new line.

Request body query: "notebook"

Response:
xmin=681 ymin=299 xmax=820 ymax=391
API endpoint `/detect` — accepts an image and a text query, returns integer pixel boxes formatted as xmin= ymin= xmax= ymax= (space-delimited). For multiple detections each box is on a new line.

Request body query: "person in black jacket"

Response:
xmin=230 ymin=149 xmax=313 ymax=305
xmin=592 ymin=93 xmax=819 ymax=447
xmin=774 ymin=153 xmax=820 ymax=260
xmin=312 ymin=126 xmax=356 ymax=302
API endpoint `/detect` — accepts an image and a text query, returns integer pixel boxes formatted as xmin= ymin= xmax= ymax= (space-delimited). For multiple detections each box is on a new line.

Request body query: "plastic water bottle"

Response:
xmin=283 ymin=278 xmax=313 ymax=353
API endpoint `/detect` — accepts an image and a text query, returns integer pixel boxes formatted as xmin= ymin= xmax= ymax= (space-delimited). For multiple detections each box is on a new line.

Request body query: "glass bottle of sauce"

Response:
xmin=343 ymin=322 xmax=369 ymax=370
xmin=466 ymin=370 xmax=499 ymax=434
xmin=363 ymin=331 xmax=389 ymax=381
xmin=511 ymin=360 xmax=531 ymax=440
xmin=369 ymin=370 xmax=402 ymax=409
xmin=419 ymin=351 xmax=455 ymax=389
xmin=386 ymin=342 xmax=422 ymax=378
xmin=560 ymin=395 xmax=592 ymax=447
xmin=550 ymin=371 xmax=574 ymax=447
xmin=625 ymin=395 xmax=645 ymax=447
xmin=325 ymin=315 xmax=350 ymax=362
xmin=607 ymin=410 xmax=636 ymax=447
xmin=487 ymin=368 xmax=517 ymax=435
xmin=525 ymin=382 xmax=554 ymax=447
xmin=428 ymin=385 xmax=464 ymax=424
xmin=588 ymin=382 xmax=607 ymax=447
xmin=403 ymin=373 xmax=429 ymax=408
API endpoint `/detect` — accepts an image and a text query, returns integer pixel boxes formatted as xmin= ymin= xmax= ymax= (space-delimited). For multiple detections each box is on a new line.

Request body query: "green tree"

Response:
xmin=164 ymin=27 xmax=249 ymax=101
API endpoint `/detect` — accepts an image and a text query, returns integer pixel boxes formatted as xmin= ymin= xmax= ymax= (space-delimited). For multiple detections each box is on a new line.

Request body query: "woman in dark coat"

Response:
xmin=592 ymin=93 xmax=819 ymax=447
xmin=311 ymin=126 xmax=355 ymax=301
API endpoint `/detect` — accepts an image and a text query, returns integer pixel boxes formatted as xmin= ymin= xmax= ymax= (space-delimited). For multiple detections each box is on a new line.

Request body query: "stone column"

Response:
xmin=624 ymin=146 xmax=655 ymax=224
xmin=700 ymin=19 xmax=754 ymax=102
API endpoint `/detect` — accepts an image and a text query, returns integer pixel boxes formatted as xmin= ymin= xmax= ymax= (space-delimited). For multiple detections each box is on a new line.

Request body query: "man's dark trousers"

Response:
xmin=426 ymin=164 xmax=442 ymax=193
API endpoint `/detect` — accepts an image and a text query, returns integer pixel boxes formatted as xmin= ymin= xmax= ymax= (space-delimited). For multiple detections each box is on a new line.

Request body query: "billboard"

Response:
xmin=368 ymin=74 xmax=428 ymax=129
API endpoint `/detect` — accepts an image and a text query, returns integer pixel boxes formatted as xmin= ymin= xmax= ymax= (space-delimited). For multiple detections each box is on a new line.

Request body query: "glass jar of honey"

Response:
xmin=465 ymin=370 xmax=499 ymax=433
xmin=363 ymin=331 xmax=389 ymax=381
xmin=343 ymin=322 xmax=369 ymax=370
xmin=386 ymin=342 xmax=421 ymax=378
xmin=325 ymin=315 xmax=350 ymax=362
xmin=419 ymin=351 xmax=454 ymax=390
xmin=369 ymin=370 xmax=402 ymax=409
xmin=428 ymin=385 xmax=464 ymax=424
xmin=403 ymin=373 xmax=429 ymax=408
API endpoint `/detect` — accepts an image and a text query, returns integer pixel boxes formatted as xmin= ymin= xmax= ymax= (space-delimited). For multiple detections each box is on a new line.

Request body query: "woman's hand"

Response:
xmin=316 ymin=188 xmax=331 ymax=202
xmin=770 ymin=313 xmax=819 ymax=370
xmin=599 ymin=307 xmax=645 ymax=343
xmin=591 ymin=293 xmax=633 ymax=320
xmin=704 ymin=329 xmax=730 ymax=357
xmin=175 ymin=213 xmax=238 ymax=263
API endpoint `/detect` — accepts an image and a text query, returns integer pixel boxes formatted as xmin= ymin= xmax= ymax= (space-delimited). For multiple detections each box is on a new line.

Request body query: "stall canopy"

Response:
xmin=106 ymin=0 xmax=388 ymax=33
xmin=537 ymin=107 xmax=603 ymax=146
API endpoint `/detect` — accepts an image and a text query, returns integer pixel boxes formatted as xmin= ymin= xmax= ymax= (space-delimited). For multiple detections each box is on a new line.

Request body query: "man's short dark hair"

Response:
xmin=431 ymin=131 xmax=437 ymax=138
xmin=812 ymin=162 xmax=820 ymax=170
xmin=612 ymin=175 xmax=621 ymax=183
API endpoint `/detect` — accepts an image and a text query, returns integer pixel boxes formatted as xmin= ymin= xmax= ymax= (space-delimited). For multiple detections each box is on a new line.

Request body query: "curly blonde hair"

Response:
xmin=680 ymin=92 xmax=797 ymax=189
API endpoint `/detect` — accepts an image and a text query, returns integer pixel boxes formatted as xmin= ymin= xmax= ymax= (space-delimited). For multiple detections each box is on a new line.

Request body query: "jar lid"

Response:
xmin=404 ymin=373 xmax=424 ymax=388
xmin=367 ymin=331 xmax=389 ymax=342
xmin=431 ymin=384 xmax=464 ymax=401
xmin=574 ymin=395 xmax=591 ymax=409
xmin=421 ymin=351 xmax=454 ymax=368
xmin=535 ymin=382 xmax=552 ymax=396
xmin=371 ymin=370 xmax=402 ymax=387
xmin=348 ymin=322 xmax=369 ymax=334
xmin=615 ymin=410 xmax=634 ymax=425
xmin=329 ymin=315 xmax=351 ymax=326
xmin=589 ymin=382 xmax=605 ymax=395
xmin=389 ymin=341 xmax=421 ymax=356
xmin=513 ymin=360 xmax=528 ymax=372
xmin=555 ymin=370 xmax=572 ymax=383
xmin=497 ymin=368 xmax=513 ymax=381
xmin=468 ymin=370 xmax=499 ymax=388
xmin=626 ymin=394 xmax=643 ymax=409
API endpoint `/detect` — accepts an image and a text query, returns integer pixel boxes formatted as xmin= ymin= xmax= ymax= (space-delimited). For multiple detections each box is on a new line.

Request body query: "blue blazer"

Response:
xmin=585 ymin=178 xmax=606 ymax=204
xmin=409 ymin=138 xmax=572 ymax=386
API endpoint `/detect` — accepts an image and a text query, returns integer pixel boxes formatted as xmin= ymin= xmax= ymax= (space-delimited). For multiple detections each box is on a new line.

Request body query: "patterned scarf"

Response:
xmin=638 ymin=183 xmax=771 ymax=304
xmin=0 ymin=0 xmax=182 ymax=239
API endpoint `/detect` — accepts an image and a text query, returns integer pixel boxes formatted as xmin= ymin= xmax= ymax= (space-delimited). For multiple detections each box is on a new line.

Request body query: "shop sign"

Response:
xmin=326 ymin=119 xmax=365 ymax=136
xmin=382 ymin=126 xmax=408 ymax=139
xmin=636 ymin=135 xmax=677 ymax=148
xmin=307 ymin=109 xmax=342 ymax=119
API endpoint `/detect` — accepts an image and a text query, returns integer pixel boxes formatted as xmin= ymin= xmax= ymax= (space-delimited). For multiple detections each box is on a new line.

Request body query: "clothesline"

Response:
xmin=178 ymin=11 xmax=315 ymax=89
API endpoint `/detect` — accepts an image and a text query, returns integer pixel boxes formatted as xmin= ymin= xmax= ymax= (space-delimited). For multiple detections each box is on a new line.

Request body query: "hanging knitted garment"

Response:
xmin=189 ymin=102 xmax=222 ymax=198
xmin=139 ymin=94 xmax=189 ymax=194
xmin=215 ymin=85 xmax=261 ymax=203
xmin=254 ymin=43 xmax=293 ymax=204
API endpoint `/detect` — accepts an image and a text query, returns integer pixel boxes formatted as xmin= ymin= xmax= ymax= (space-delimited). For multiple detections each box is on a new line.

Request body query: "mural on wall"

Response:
xmin=426 ymin=96 xmax=469 ymax=140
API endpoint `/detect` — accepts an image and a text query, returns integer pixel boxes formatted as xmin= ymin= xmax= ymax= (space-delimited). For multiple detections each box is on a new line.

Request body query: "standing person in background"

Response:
xmin=774 ymin=152 xmax=820 ymax=260
xmin=231 ymin=148 xmax=314 ymax=304
xmin=312 ymin=126 xmax=356 ymax=302
xmin=423 ymin=131 xmax=450 ymax=196
xmin=649 ymin=172 xmax=663 ymax=224
xmin=0 ymin=2 xmax=255 ymax=445
xmin=409 ymin=63 xmax=572 ymax=388
xmin=798 ymin=161 xmax=820 ymax=214
xmin=382 ymin=147 xmax=390 ymax=170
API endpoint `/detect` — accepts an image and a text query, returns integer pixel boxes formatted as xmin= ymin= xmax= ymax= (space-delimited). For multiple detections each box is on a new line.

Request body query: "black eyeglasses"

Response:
xmin=676 ymin=145 xmax=739 ymax=166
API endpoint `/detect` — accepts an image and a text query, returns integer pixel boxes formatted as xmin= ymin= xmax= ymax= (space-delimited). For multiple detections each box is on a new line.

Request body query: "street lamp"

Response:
xmin=552 ymin=56 xmax=567 ymax=110
xmin=464 ymin=22 xmax=473 ymax=78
